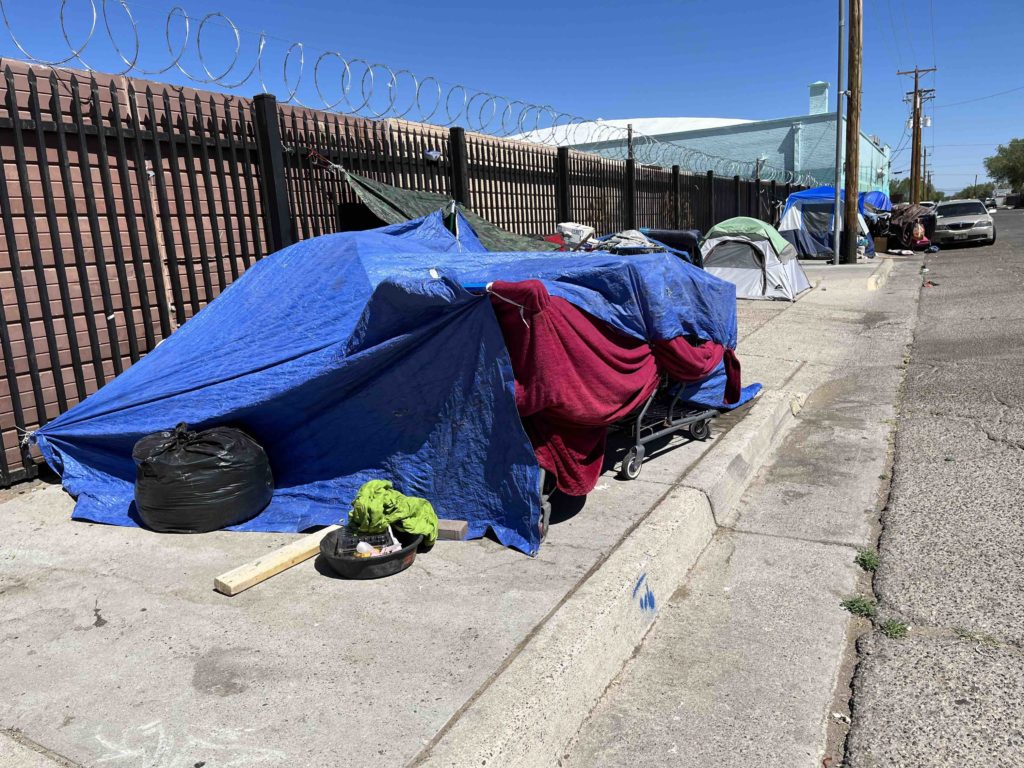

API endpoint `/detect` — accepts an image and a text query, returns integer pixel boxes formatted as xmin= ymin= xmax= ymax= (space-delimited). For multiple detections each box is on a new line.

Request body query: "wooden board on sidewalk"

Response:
xmin=214 ymin=520 xmax=468 ymax=596
xmin=214 ymin=525 xmax=340 ymax=596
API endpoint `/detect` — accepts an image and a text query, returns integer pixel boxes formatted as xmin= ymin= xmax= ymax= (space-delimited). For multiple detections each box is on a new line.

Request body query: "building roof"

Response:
xmin=511 ymin=116 xmax=752 ymax=144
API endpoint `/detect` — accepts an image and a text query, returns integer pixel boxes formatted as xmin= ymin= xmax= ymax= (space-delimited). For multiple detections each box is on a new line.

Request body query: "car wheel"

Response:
xmin=989 ymin=229 xmax=997 ymax=245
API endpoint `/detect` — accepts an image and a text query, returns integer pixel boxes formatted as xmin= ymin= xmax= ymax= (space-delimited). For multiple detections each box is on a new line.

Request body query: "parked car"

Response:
xmin=919 ymin=201 xmax=936 ymax=210
xmin=932 ymin=199 xmax=996 ymax=246
xmin=984 ymin=197 xmax=998 ymax=210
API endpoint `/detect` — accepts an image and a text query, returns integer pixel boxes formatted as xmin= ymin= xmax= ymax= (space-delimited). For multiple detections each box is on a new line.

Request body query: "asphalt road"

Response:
xmin=846 ymin=209 xmax=1024 ymax=767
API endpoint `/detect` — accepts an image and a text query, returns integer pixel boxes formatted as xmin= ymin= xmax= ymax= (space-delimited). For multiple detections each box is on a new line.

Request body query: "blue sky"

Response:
xmin=3 ymin=0 xmax=1021 ymax=193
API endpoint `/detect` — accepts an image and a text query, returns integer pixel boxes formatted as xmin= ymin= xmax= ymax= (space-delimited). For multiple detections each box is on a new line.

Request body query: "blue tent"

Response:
xmin=859 ymin=190 xmax=892 ymax=213
xmin=778 ymin=186 xmax=874 ymax=258
xmin=34 ymin=212 xmax=752 ymax=555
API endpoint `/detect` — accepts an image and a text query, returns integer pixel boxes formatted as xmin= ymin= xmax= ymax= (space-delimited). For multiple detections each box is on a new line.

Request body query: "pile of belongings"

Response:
xmin=887 ymin=203 xmax=937 ymax=251
xmin=34 ymin=211 xmax=758 ymax=555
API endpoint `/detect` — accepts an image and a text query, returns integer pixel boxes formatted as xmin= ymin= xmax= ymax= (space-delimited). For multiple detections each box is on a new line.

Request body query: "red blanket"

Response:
xmin=489 ymin=280 xmax=736 ymax=496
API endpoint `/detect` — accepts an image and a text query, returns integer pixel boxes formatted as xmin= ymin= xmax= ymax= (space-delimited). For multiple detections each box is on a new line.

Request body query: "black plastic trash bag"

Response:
xmin=132 ymin=423 xmax=274 ymax=533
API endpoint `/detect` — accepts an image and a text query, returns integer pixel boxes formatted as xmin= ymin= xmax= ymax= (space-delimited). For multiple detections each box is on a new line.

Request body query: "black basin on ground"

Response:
xmin=318 ymin=529 xmax=422 ymax=579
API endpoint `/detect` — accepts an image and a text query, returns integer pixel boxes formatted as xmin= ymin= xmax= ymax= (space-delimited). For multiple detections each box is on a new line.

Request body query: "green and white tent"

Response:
xmin=700 ymin=217 xmax=811 ymax=301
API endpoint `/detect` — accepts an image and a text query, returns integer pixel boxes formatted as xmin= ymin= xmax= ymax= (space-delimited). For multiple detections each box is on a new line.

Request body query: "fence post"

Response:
xmin=706 ymin=170 xmax=715 ymax=230
xmin=556 ymin=146 xmax=571 ymax=223
xmin=251 ymin=94 xmax=293 ymax=252
xmin=625 ymin=158 xmax=637 ymax=229
xmin=754 ymin=177 xmax=762 ymax=220
xmin=672 ymin=165 xmax=681 ymax=229
xmin=733 ymin=175 xmax=741 ymax=217
xmin=449 ymin=127 xmax=471 ymax=208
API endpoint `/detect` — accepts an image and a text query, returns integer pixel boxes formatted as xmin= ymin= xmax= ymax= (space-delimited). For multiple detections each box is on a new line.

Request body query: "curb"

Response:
xmin=867 ymin=258 xmax=895 ymax=291
xmin=414 ymin=389 xmax=801 ymax=768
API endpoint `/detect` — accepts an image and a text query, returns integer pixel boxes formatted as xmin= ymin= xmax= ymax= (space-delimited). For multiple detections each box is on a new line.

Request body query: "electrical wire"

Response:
xmin=934 ymin=85 xmax=1024 ymax=109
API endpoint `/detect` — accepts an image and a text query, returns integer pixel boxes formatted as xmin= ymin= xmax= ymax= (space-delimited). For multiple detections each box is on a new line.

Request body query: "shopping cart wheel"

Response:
xmin=619 ymin=445 xmax=645 ymax=480
xmin=688 ymin=418 xmax=711 ymax=441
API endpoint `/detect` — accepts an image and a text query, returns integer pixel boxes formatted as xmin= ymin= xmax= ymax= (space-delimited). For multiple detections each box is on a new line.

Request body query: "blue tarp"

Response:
xmin=35 ymin=212 xmax=748 ymax=555
xmin=859 ymin=190 xmax=892 ymax=212
xmin=781 ymin=186 xmax=865 ymax=216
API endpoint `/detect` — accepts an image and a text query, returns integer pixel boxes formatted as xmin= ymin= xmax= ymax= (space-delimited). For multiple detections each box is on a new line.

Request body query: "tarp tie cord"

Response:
xmin=16 ymin=426 xmax=35 ymax=447
xmin=485 ymin=283 xmax=530 ymax=328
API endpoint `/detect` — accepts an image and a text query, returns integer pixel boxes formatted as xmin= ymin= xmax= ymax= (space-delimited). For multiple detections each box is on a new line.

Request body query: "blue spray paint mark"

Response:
xmin=632 ymin=572 xmax=657 ymax=614
xmin=632 ymin=573 xmax=647 ymax=599
xmin=639 ymin=587 xmax=657 ymax=613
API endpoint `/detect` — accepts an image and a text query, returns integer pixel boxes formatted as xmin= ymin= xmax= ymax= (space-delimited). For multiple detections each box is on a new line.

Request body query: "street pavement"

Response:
xmin=846 ymin=209 xmax=1024 ymax=767
xmin=564 ymin=255 xmax=921 ymax=767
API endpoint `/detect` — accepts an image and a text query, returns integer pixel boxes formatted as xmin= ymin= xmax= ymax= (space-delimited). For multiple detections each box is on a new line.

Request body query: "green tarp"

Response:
xmin=343 ymin=170 xmax=558 ymax=252
xmin=703 ymin=216 xmax=792 ymax=256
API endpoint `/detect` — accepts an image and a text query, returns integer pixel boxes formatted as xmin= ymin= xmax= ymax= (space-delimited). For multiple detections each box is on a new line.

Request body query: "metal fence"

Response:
xmin=0 ymin=59 xmax=802 ymax=485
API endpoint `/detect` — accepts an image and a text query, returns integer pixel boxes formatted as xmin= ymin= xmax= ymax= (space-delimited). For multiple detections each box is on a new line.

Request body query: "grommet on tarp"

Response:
xmin=485 ymin=282 xmax=530 ymax=327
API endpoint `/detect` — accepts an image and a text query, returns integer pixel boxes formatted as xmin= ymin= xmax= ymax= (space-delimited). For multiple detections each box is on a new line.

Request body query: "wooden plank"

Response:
xmin=214 ymin=525 xmax=339 ymax=596
xmin=215 ymin=519 xmax=469 ymax=595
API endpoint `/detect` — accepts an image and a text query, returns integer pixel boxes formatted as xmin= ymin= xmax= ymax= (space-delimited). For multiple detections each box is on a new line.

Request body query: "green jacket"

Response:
xmin=348 ymin=480 xmax=439 ymax=546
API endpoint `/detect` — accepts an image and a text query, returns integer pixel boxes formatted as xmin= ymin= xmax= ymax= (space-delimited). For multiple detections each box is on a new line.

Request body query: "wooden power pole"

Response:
xmin=842 ymin=0 xmax=862 ymax=264
xmin=897 ymin=67 xmax=936 ymax=204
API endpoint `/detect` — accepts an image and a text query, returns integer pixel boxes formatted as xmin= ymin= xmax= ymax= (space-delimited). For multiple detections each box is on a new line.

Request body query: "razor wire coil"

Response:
xmin=0 ymin=0 xmax=819 ymax=185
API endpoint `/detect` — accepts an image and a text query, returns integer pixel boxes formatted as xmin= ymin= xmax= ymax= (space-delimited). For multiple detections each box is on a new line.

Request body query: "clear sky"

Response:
xmin=2 ymin=0 xmax=1021 ymax=193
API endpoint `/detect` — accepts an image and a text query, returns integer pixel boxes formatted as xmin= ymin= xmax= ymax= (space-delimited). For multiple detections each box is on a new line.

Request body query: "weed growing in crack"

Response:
xmin=842 ymin=596 xmax=878 ymax=618
xmin=954 ymin=627 xmax=1000 ymax=646
xmin=879 ymin=619 xmax=908 ymax=639
xmin=855 ymin=548 xmax=880 ymax=572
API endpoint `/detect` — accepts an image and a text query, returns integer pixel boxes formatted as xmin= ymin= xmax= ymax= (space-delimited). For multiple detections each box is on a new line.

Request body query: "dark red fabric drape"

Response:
xmin=489 ymin=279 xmax=740 ymax=496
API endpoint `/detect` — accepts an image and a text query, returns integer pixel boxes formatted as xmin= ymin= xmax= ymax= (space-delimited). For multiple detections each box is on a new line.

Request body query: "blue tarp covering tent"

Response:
xmin=859 ymin=190 xmax=892 ymax=213
xmin=34 ymin=212 xmax=751 ymax=555
xmin=778 ymin=186 xmax=874 ymax=258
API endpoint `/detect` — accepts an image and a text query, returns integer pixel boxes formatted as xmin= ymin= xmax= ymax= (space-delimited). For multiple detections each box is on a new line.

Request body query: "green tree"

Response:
xmin=888 ymin=177 xmax=943 ymax=203
xmin=984 ymin=139 xmax=1024 ymax=192
xmin=953 ymin=182 xmax=995 ymax=199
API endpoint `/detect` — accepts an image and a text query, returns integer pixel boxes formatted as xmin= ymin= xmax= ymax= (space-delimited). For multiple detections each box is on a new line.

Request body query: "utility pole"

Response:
xmin=842 ymin=0 xmax=862 ymax=264
xmin=897 ymin=67 xmax=936 ymax=204
xmin=832 ymin=0 xmax=846 ymax=266
xmin=922 ymin=145 xmax=928 ymax=199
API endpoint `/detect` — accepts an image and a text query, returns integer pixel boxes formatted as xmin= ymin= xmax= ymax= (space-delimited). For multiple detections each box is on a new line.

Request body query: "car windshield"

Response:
xmin=937 ymin=202 xmax=987 ymax=217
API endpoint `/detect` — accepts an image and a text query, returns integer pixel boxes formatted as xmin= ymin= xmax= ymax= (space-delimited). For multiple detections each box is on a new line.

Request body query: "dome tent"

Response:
xmin=778 ymin=186 xmax=873 ymax=259
xmin=700 ymin=217 xmax=812 ymax=301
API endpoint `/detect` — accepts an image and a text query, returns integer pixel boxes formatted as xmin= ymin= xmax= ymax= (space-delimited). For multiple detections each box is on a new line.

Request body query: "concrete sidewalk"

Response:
xmin=0 ymin=257 xmax=913 ymax=768
xmin=564 ymin=257 xmax=921 ymax=767
xmin=0 ymin=352 xmax=770 ymax=764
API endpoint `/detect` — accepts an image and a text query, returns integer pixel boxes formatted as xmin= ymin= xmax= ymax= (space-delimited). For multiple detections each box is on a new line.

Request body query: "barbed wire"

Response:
xmin=0 ymin=0 xmax=818 ymax=184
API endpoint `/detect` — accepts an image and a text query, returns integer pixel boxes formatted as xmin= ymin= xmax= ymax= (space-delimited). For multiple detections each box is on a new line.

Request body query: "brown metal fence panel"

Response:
xmin=466 ymin=133 xmax=558 ymax=236
xmin=635 ymin=165 xmax=674 ymax=230
xmin=567 ymin=150 xmax=627 ymax=234
xmin=0 ymin=61 xmax=266 ymax=484
xmin=680 ymin=171 xmax=709 ymax=232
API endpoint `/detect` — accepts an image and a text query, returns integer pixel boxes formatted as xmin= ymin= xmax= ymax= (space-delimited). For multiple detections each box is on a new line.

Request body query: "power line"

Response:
xmin=884 ymin=0 xmax=905 ymax=69
xmin=934 ymin=85 xmax=1024 ymax=109
xmin=899 ymin=0 xmax=918 ymax=64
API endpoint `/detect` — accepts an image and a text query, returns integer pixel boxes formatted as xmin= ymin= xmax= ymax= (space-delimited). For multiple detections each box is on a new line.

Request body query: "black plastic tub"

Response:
xmin=319 ymin=530 xmax=422 ymax=579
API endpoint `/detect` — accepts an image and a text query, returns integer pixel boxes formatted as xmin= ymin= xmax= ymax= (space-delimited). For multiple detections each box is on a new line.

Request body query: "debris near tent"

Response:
xmin=213 ymin=520 xmax=468 ymax=596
